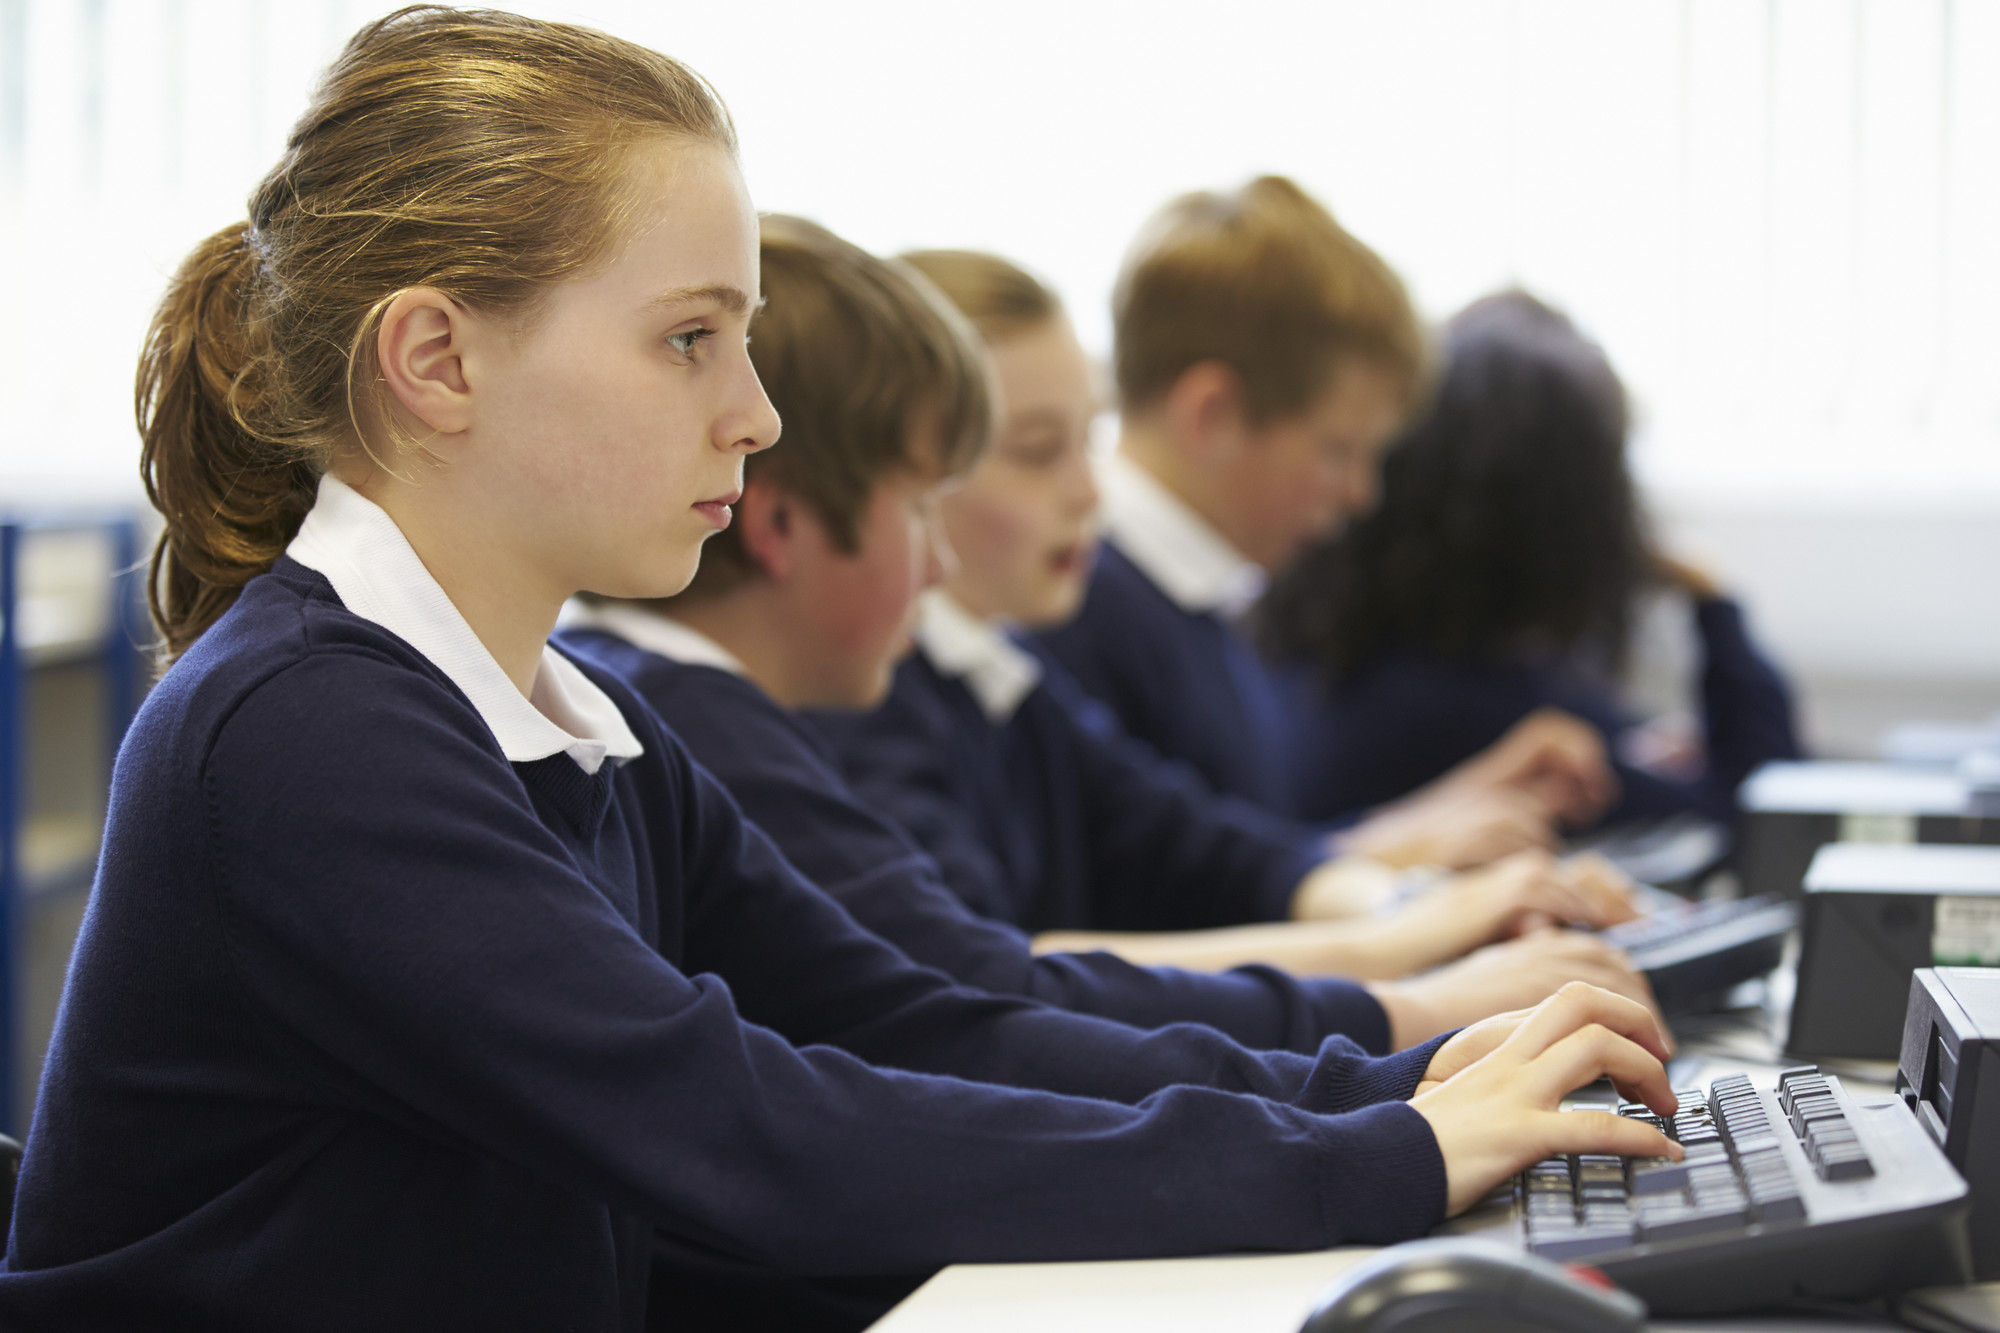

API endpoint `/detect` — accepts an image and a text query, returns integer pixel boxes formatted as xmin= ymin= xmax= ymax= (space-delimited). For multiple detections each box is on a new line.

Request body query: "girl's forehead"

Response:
xmin=601 ymin=142 xmax=759 ymax=288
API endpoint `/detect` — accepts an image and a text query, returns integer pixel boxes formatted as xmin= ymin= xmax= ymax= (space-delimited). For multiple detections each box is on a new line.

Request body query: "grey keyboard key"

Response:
xmin=1630 ymin=1158 xmax=1690 ymax=1195
xmin=1641 ymin=1202 xmax=1748 ymax=1242
xmin=1529 ymin=1227 xmax=1636 ymax=1261
xmin=1751 ymin=1192 xmax=1807 ymax=1223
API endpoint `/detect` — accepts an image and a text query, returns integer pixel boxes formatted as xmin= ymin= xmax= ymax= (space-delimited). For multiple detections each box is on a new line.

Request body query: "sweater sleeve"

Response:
xmin=661 ymin=727 xmax=1397 ymax=1104
xmin=1588 ymin=598 xmax=1807 ymax=825
xmin=590 ymin=651 xmax=1393 ymax=1056
xmin=743 ymin=801 xmax=1390 ymax=1057
xmin=1693 ymin=596 xmax=1806 ymax=798
xmin=1047 ymin=667 xmax=1326 ymax=928
xmin=204 ymin=653 xmax=1448 ymax=1270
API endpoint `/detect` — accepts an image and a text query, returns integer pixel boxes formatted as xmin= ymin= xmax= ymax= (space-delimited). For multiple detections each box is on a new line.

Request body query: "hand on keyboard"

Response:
xmin=1435 ymin=707 xmax=1620 ymax=828
xmin=1363 ymin=851 xmax=1641 ymax=975
xmin=1369 ymin=929 xmax=1665 ymax=1048
xmin=1342 ymin=783 xmax=1558 ymax=871
xmin=1410 ymin=982 xmax=1681 ymax=1215
xmin=1508 ymin=852 xmax=1640 ymax=937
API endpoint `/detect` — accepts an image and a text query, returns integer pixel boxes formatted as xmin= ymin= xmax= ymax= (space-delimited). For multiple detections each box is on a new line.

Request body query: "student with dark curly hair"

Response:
xmin=1259 ymin=290 xmax=1804 ymax=830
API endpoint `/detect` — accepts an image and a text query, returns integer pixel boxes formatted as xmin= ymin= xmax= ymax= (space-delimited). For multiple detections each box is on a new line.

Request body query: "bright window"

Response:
xmin=3 ymin=0 xmax=1996 ymax=499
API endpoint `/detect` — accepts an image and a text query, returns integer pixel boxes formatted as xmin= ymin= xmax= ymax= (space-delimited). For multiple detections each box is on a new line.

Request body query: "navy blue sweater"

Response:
xmin=814 ymin=645 xmax=1325 ymax=940
xmin=1273 ymin=597 xmax=1805 ymax=827
xmin=1036 ymin=540 xmax=1298 ymax=814
xmin=0 ymin=561 xmax=1449 ymax=1333
xmin=562 ymin=628 xmax=1379 ymax=1055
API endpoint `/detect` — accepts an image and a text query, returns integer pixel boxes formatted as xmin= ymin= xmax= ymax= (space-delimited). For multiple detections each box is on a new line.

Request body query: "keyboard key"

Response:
xmin=1640 ymin=1205 xmax=1746 ymax=1242
xmin=1752 ymin=1192 xmax=1808 ymax=1223
xmin=1776 ymin=1066 xmax=1824 ymax=1093
xmin=1528 ymin=1227 xmax=1637 ymax=1261
xmin=1630 ymin=1158 xmax=1690 ymax=1195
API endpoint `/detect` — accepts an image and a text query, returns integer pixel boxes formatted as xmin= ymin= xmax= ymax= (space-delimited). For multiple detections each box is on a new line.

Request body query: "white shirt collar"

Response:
xmin=914 ymin=589 xmax=1043 ymax=724
xmin=285 ymin=475 xmax=643 ymax=775
xmin=558 ymin=600 xmax=751 ymax=679
xmin=1097 ymin=451 xmax=1266 ymax=618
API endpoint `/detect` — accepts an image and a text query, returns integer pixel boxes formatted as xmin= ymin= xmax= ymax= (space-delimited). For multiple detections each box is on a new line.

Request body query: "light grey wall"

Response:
xmin=1640 ymin=493 xmax=2000 ymax=756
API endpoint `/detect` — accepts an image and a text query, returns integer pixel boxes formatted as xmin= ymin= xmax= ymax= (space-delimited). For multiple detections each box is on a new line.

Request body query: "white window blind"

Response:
xmin=3 ymin=0 xmax=1995 ymax=499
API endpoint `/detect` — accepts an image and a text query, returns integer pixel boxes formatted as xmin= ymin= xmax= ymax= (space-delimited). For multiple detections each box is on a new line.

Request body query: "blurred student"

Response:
xmin=563 ymin=217 xmax=1650 ymax=1062
xmin=1034 ymin=177 xmax=1614 ymax=844
xmin=0 ymin=16 xmax=1682 ymax=1331
xmin=809 ymin=248 xmax=1653 ymax=1019
xmin=1258 ymin=290 xmax=1804 ymax=828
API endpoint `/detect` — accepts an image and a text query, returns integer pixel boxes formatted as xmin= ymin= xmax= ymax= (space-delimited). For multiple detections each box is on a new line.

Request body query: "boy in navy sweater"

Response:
xmin=1 ymin=17 xmax=1680 ymax=1331
xmin=1035 ymin=178 xmax=1616 ymax=846
xmin=567 ymin=217 xmax=1655 ymax=1043
xmin=777 ymin=247 xmax=1654 ymax=1006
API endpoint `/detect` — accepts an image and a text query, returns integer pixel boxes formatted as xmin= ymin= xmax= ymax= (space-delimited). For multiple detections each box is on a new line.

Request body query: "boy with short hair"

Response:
xmin=562 ymin=214 xmax=1645 ymax=1048
xmin=1037 ymin=176 xmax=1610 ymax=834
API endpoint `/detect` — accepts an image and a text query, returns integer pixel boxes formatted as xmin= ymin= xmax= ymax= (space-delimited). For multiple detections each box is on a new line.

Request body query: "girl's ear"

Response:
xmin=1162 ymin=360 xmax=1248 ymax=465
xmin=734 ymin=476 xmax=796 ymax=582
xmin=376 ymin=288 xmax=475 ymax=437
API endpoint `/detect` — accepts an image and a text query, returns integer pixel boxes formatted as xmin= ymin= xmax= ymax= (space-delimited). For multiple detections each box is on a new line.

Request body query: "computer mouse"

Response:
xmin=1298 ymin=1237 xmax=1647 ymax=1333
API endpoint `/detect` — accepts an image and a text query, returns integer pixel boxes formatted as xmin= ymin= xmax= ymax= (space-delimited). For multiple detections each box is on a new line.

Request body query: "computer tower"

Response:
xmin=1737 ymin=762 xmax=2000 ymax=901
xmin=1790 ymin=844 xmax=2000 ymax=1060
xmin=1897 ymin=967 xmax=2000 ymax=1280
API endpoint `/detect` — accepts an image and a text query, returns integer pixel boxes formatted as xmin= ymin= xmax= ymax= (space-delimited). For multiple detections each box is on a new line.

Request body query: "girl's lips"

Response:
xmin=1047 ymin=539 xmax=1095 ymax=576
xmin=693 ymin=490 xmax=740 ymax=529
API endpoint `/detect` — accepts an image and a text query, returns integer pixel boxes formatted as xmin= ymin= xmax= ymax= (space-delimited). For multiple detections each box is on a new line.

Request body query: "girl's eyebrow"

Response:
xmin=646 ymin=283 xmax=753 ymax=315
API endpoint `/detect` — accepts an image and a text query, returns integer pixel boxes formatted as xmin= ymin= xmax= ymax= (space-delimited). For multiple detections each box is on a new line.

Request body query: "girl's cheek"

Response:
xmin=983 ymin=489 xmax=1041 ymax=559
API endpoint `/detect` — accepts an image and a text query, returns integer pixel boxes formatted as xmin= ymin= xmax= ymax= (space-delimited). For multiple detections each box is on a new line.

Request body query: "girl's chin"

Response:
xmin=1018 ymin=578 xmax=1086 ymax=629
xmin=607 ymin=547 xmax=705 ymax=602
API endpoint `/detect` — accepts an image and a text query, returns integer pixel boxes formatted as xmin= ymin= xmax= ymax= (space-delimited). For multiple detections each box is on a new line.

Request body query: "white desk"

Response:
xmin=869 ymin=1001 xmax=1913 ymax=1333
xmin=869 ymin=1249 xmax=1374 ymax=1333
xmin=868 ymin=1249 xmax=1894 ymax=1332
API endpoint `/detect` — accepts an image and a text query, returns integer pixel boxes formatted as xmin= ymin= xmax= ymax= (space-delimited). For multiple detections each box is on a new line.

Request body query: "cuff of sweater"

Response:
xmin=1299 ymin=1031 xmax=1454 ymax=1116
xmin=1313 ymin=1100 xmax=1449 ymax=1245
xmin=1353 ymin=1032 xmax=1453 ymax=1103
xmin=1303 ymin=978 xmax=1392 ymax=1055
xmin=1254 ymin=839 xmax=1332 ymax=923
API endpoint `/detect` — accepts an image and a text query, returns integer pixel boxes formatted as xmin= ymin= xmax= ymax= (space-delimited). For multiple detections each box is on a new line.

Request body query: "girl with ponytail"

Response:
xmin=0 ymin=10 xmax=1680 ymax=1332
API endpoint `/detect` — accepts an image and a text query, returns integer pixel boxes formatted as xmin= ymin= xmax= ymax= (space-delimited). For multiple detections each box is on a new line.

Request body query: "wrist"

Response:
xmin=1291 ymin=856 xmax=1399 ymax=920
xmin=1341 ymin=812 xmax=1437 ymax=870
xmin=1368 ymin=979 xmax=1445 ymax=1050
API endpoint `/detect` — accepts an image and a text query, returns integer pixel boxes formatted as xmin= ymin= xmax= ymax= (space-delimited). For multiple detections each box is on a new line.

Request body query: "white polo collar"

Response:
xmin=286 ymin=475 xmax=643 ymax=775
xmin=914 ymin=589 xmax=1043 ymax=724
xmin=558 ymin=600 xmax=750 ymax=679
xmin=1097 ymin=451 xmax=1266 ymax=618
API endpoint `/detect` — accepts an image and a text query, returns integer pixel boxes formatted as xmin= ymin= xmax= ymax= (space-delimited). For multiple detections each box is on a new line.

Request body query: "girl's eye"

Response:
xmin=1005 ymin=441 xmax=1066 ymax=470
xmin=666 ymin=327 xmax=715 ymax=358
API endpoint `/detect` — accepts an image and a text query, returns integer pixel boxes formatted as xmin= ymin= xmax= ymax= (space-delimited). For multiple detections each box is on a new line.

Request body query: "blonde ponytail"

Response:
xmin=137 ymin=222 xmax=322 ymax=662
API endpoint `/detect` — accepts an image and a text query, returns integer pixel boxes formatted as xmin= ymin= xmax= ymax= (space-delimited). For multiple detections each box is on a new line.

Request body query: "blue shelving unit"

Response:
xmin=0 ymin=515 xmax=146 ymax=1136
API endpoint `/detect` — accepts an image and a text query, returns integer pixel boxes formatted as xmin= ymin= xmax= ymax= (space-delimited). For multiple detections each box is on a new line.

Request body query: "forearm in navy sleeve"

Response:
xmin=1057 ymin=674 xmax=1324 ymax=929
xmin=667 ymin=754 xmax=1405 ymax=1111
xmin=575 ymin=646 xmax=1396 ymax=1058
xmin=832 ymin=859 xmax=1388 ymax=1054
xmin=207 ymin=661 xmax=1450 ymax=1268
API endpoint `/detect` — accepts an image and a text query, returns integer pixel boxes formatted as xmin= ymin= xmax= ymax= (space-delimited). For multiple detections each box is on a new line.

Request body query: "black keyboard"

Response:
xmin=1440 ymin=1067 xmax=1971 ymax=1315
xmin=1603 ymin=893 xmax=1797 ymax=1017
xmin=1575 ymin=813 xmax=1731 ymax=890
